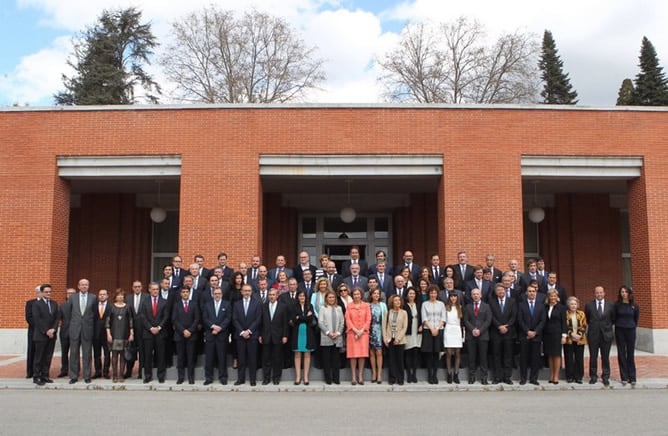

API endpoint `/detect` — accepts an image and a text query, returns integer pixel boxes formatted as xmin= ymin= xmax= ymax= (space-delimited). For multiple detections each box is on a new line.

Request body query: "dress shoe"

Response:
xmin=84 ymin=378 xmax=91 ymax=384
xmin=325 ymin=381 xmax=332 ymax=385
xmin=333 ymin=380 xmax=340 ymax=385
xmin=530 ymin=380 xmax=539 ymax=386
xmin=453 ymin=374 xmax=460 ymax=384
xmin=176 ymin=379 xmax=184 ymax=385
xmin=398 ymin=380 xmax=404 ymax=385
xmin=481 ymin=379 xmax=488 ymax=385
xmin=575 ymin=380 xmax=582 ymax=384
xmin=250 ymin=381 xmax=256 ymax=386
xmin=294 ymin=381 xmax=301 ymax=385
xmin=203 ymin=380 xmax=213 ymax=386
xmin=351 ymin=381 xmax=357 ymax=386
xmin=602 ymin=379 xmax=610 ymax=387
xmin=220 ymin=379 xmax=227 ymax=385
xmin=143 ymin=377 xmax=152 ymax=384
xmin=233 ymin=380 xmax=244 ymax=386
xmin=468 ymin=379 xmax=475 ymax=385
xmin=504 ymin=379 xmax=514 ymax=385
xmin=69 ymin=379 xmax=78 ymax=384
xmin=188 ymin=380 xmax=194 ymax=385
xmin=589 ymin=378 xmax=597 ymax=384
xmin=92 ymin=373 xmax=101 ymax=379
xmin=262 ymin=380 xmax=270 ymax=385
xmin=567 ymin=378 xmax=574 ymax=383
xmin=304 ymin=381 xmax=309 ymax=386
xmin=520 ymin=379 xmax=527 ymax=385
xmin=446 ymin=373 xmax=452 ymax=384
xmin=158 ymin=378 xmax=165 ymax=384
xmin=621 ymin=380 xmax=627 ymax=386
xmin=33 ymin=378 xmax=44 ymax=385
xmin=273 ymin=380 xmax=280 ymax=385
xmin=43 ymin=378 xmax=54 ymax=383
xmin=137 ymin=374 xmax=143 ymax=380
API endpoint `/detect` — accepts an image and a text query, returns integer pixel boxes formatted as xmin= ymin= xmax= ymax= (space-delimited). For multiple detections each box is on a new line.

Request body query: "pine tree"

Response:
xmin=55 ymin=7 xmax=161 ymax=105
xmin=632 ymin=37 xmax=668 ymax=106
xmin=616 ymin=79 xmax=635 ymax=105
xmin=538 ymin=30 xmax=578 ymax=104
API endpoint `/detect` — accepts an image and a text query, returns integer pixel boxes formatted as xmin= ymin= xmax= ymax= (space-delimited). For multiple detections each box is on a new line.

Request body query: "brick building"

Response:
xmin=1 ymin=104 xmax=666 ymax=353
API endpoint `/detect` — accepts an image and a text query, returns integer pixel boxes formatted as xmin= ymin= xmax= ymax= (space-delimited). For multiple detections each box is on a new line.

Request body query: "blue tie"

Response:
xmin=529 ymin=301 xmax=534 ymax=316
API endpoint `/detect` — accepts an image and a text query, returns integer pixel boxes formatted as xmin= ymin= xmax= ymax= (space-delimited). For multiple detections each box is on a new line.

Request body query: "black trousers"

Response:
xmin=93 ymin=336 xmax=110 ymax=376
xmin=262 ymin=341 xmax=284 ymax=382
xmin=321 ymin=345 xmax=340 ymax=383
xmin=205 ymin=335 xmax=228 ymax=382
xmin=519 ymin=338 xmax=541 ymax=382
xmin=236 ymin=338 xmax=258 ymax=383
xmin=59 ymin=331 xmax=70 ymax=375
xmin=143 ymin=334 xmax=166 ymax=380
xmin=563 ymin=343 xmax=585 ymax=381
xmin=33 ymin=339 xmax=56 ymax=380
xmin=26 ymin=327 xmax=35 ymax=377
xmin=467 ymin=338 xmax=489 ymax=380
xmin=126 ymin=333 xmax=144 ymax=377
xmin=615 ymin=327 xmax=637 ymax=382
xmin=404 ymin=347 xmax=420 ymax=379
xmin=387 ymin=342 xmax=405 ymax=383
xmin=588 ymin=338 xmax=612 ymax=380
xmin=175 ymin=337 xmax=196 ymax=381
xmin=492 ymin=336 xmax=514 ymax=380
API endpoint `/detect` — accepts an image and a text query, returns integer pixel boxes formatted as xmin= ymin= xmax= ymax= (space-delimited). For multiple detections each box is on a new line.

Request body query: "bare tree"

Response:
xmin=378 ymin=17 xmax=539 ymax=104
xmin=160 ymin=7 xmax=325 ymax=103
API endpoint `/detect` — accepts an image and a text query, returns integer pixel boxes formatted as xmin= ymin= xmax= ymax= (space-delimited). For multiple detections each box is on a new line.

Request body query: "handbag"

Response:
xmin=124 ymin=341 xmax=136 ymax=362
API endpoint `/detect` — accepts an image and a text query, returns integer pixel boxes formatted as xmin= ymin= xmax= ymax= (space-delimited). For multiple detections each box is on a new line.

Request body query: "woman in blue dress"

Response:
xmin=291 ymin=291 xmax=316 ymax=385
xmin=368 ymin=288 xmax=387 ymax=383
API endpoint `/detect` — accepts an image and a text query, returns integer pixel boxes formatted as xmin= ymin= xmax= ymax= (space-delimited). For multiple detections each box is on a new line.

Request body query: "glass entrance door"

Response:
xmin=299 ymin=214 xmax=392 ymax=274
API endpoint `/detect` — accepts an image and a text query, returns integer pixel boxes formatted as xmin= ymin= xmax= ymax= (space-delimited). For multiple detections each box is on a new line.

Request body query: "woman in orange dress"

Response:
xmin=345 ymin=288 xmax=371 ymax=385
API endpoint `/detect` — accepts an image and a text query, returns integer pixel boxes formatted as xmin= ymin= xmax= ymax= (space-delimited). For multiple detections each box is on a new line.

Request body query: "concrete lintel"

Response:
xmin=522 ymin=155 xmax=643 ymax=179
xmin=57 ymin=155 xmax=181 ymax=178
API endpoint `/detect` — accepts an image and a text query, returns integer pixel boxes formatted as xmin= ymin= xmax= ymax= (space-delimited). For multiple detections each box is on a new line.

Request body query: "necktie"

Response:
xmin=529 ymin=301 xmax=534 ymax=316
xmin=461 ymin=265 xmax=466 ymax=278
xmin=500 ymin=299 xmax=504 ymax=312
xmin=291 ymin=292 xmax=295 ymax=300
xmin=353 ymin=277 xmax=357 ymax=287
xmin=262 ymin=292 xmax=266 ymax=303
xmin=215 ymin=301 xmax=220 ymax=316
xmin=379 ymin=274 xmax=384 ymax=287
xmin=152 ymin=297 xmax=158 ymax=317
xmin=433 ymin=267 xmax=438 ymax=280
xmin=506 ymin=288 xmax=511 ymax=299
xmin=306 ymin=283 xmax=310 ymax=293
xmin=244 ymin=299 xmax=249 ymax=316
xmin=474 ymin=302 xmax=479 ymax=316
xmin=80 ymin=294 xmax=86 ymax=315
xmin=598 ymin=301 xmax=603 ymax=317
xmin=46 ymin=300 xmax=51 ymax=314
xmin=328 ymin=274 xmax=333 ymax=284
xmin=270 ymin=303 xmax=275 ymax=320
xmin=184 ymin=301 xmax=189 ymax=313
xmin=135 ymin=295 xmax=139 ymax=313
xmin=99 ymin=303 xmax=104 ymax=319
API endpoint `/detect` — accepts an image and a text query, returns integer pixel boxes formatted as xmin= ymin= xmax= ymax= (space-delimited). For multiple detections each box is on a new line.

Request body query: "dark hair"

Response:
xmin=39 ymin=283 xmax=52 ymax=292
xmin=617 ymin=285 xmax=634 ymax=305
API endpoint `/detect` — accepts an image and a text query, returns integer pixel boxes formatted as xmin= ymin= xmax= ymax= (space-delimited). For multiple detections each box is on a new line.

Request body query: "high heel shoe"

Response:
xmin=294 ymin=380 xmax=301 ymax=385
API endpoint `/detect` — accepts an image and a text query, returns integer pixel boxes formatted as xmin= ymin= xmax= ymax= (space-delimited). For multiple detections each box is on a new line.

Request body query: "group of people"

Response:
xmin=24 ymin=248 xmax=640 ymax=387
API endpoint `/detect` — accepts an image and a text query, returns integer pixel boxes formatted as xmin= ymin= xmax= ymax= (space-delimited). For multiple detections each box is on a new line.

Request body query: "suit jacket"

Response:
xmin=395 ymin=263 xmax=421 ymax=284
xmin=452 ymin=264 xmax=475 ymax=290
xmin=58 ymin=298 xmax=72 ymax=339
xmin=517 ymin=299 xmax=547 ymax=341
xmin=233 ymin=297 xmax=262 ymax=340
xmin=202 ymin=299 xmax=232 ymax=342
xmin=343 ymin=275 xmax=368 ymax=291
xmin=261 ymin=300 xmax=289 ymax=344
xmin=341 ymin=259 xmax=369 ymax=277
xmin=190 ymin=275 xmax=208 ymax=297
xmin=207 ymin=265 xmax=234 ymax=282
xmin=171 ymin=268 xmax=186 ymax=288
xmin=68 ymin=292 xmax=97 ymax=341
xmin=25 ymin=298 xmax=37 ymax=328
xmin=464 ymin=279 xmax=494 ymax=303
xmin=268 ymin=267 xmax=294 ymax=281
xmin=251 ymin=277 xmax=275 ymax=293
xmin=140 ymin=295 xmax=170 ymax=340
xmin=126 ymin=292 xmax=149 ymax=322
xmin=463 ymin=301 xmax=492 ymax=341
xmin=488 ymin=297 xmax=517 ymax=340
xmin=519 ymin=272 xmax=547 ymax=293
xmin=368 ymin=263 xmax=394 ymax=279
xmin=488 ymin=266 xmax=503 ymax=283
xmin=290 ymin=302 xmax=317 ymax=349
xmin=382 ymin=309 xmax=408 ymax=345
xmin=318 ymin=304 xmax=345 ymax=347
xmin=293 ymin=264 xmax=317 ymax=283
xmin=172 ymin=299 xmax=200 ymax=342
xmin=584 ymin=299 xmax=615 ymax=344
xmin=544 ymin=303 xmax=567 ymax=338
xmin=92 ymin=301 xmax=112 ymax=341
xmin=32 ymin=299 xmax=58 ymax=342
xmin=370 ymin=273 xmax=394 ymax=296
xmin=296 ymin=282 xmax=315 ymax=301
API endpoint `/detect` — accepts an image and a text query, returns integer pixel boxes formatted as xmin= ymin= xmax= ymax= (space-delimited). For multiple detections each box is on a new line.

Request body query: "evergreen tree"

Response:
xmin=55 ymin=7 xmax=160 ymax=105
xmin=632 ymin=36 xmax=668 ymax=106
xmin=538 ymin=30 xmax=578 ymax=104
xmin=616 ymin=78 xmax=635 ymax=105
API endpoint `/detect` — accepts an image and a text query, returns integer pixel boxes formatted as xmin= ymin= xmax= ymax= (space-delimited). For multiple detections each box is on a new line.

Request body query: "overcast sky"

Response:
xmin=1 ymin=0 xmax=666 ymax=106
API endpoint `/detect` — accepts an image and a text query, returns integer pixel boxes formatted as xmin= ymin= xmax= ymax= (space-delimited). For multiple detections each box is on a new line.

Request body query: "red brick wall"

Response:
xmin=1 ymin=106 xmax=667 ymax=329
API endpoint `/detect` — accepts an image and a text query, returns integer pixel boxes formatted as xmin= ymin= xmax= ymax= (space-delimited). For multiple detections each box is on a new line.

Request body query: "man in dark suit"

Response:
xmin=489 ymin=283 xmax=517 ymax=384
xmin=500 ymin=272 xmax=520 ymax=301
xmin=125 ymin=280 xmax=148 ymax=379
xmin=505 ymin=259 xmax=523 ymax=289
xmin=251 ymin=265 xmax=275 ymax=293
xmin=585 ymin=286 xmax=615 ymax=386
xmin=268 ymin=255 xmax=294 ymax=281
xmin=171 ymin=255 xmax=186 ymax=289
xmin=141 ymin=282 xmax=170 ymax=383
xmin=464 ymin=265 xmax=494 ymax=303
xmin=341 ymin=246 xmax=369 ymax=278
xmin=188 ymin=263 xmax=208 ymax=298
xmin=158 ymin=277 xmax=177 ymax=368
xmin=438 ymin=277 xmax=465 ymax=305
xmin=388 ymin=275 xmax=407 ymax=303
xmin=233 ymin=284 xmax=262 ymax=386
xmin=343 ymin=263 xmax=368 ymax=292
xmin=293 ymin=251 xmax=317 ymax=283
xmin=368 ymin=250 xmax=393 ymax=278
xmin=324 ymin=261 xmax=344 ymax=291
xmin=372 ymin=262 xmax=393 ymax=295
xmin=396 ymin=250 xmax=420 ymax=284
xmin=210 ymin=252 xmax=234 ymax=282
xmin=194 ymin=254 xmax=210 ymax=280
xmin=517 ymin=285 xmax=546 ymax=385
xmin=485 ymin=254 xmax=504 ymax=283
xmin=365 ymin=277 xmax=387 ymax=303
xmin=260 ymin=289 xmax=290 ymax=385
xmin=296 ymin=270 xmax=315 ymax=301
xmin=463 ymin=288 xmax=492 ymax=384
xmin=428 ymin=254 xmax=444 ymax=285
xmin=282 ymin=277 xmax=300 ymax=305
xmin=202 ymin=286 xmax=232 ymax=385
xmin=25 ymin=287 xmax=40 ymax=379
xmin=31 ymin=284 xmax=58 ymax=385
xmin=451 ymin=251 xmax=475 ymax=291
xmin=544 ymin=272 xmax=568 ymax=304
xmin=92 ymin=289 xmax=111 ymax=379
xmin=519 ymin=259 xmax=547 ymax=294
xmin=68 ymin=278 xmax=97 ymax=384
xmin=172 ymin=286 xmax=200 ymax=384
xmin=57 ymin=287 xmax=76 ymax=377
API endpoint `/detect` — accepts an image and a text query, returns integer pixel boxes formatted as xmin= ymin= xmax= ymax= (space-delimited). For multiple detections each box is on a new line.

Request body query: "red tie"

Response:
xmin=474 ymin=302 xmax=479 ymax=316
xmin=152 ymin=297 xmax=157 ymax=317
xmin=184 ymin=301 xmax=189 ymax=313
